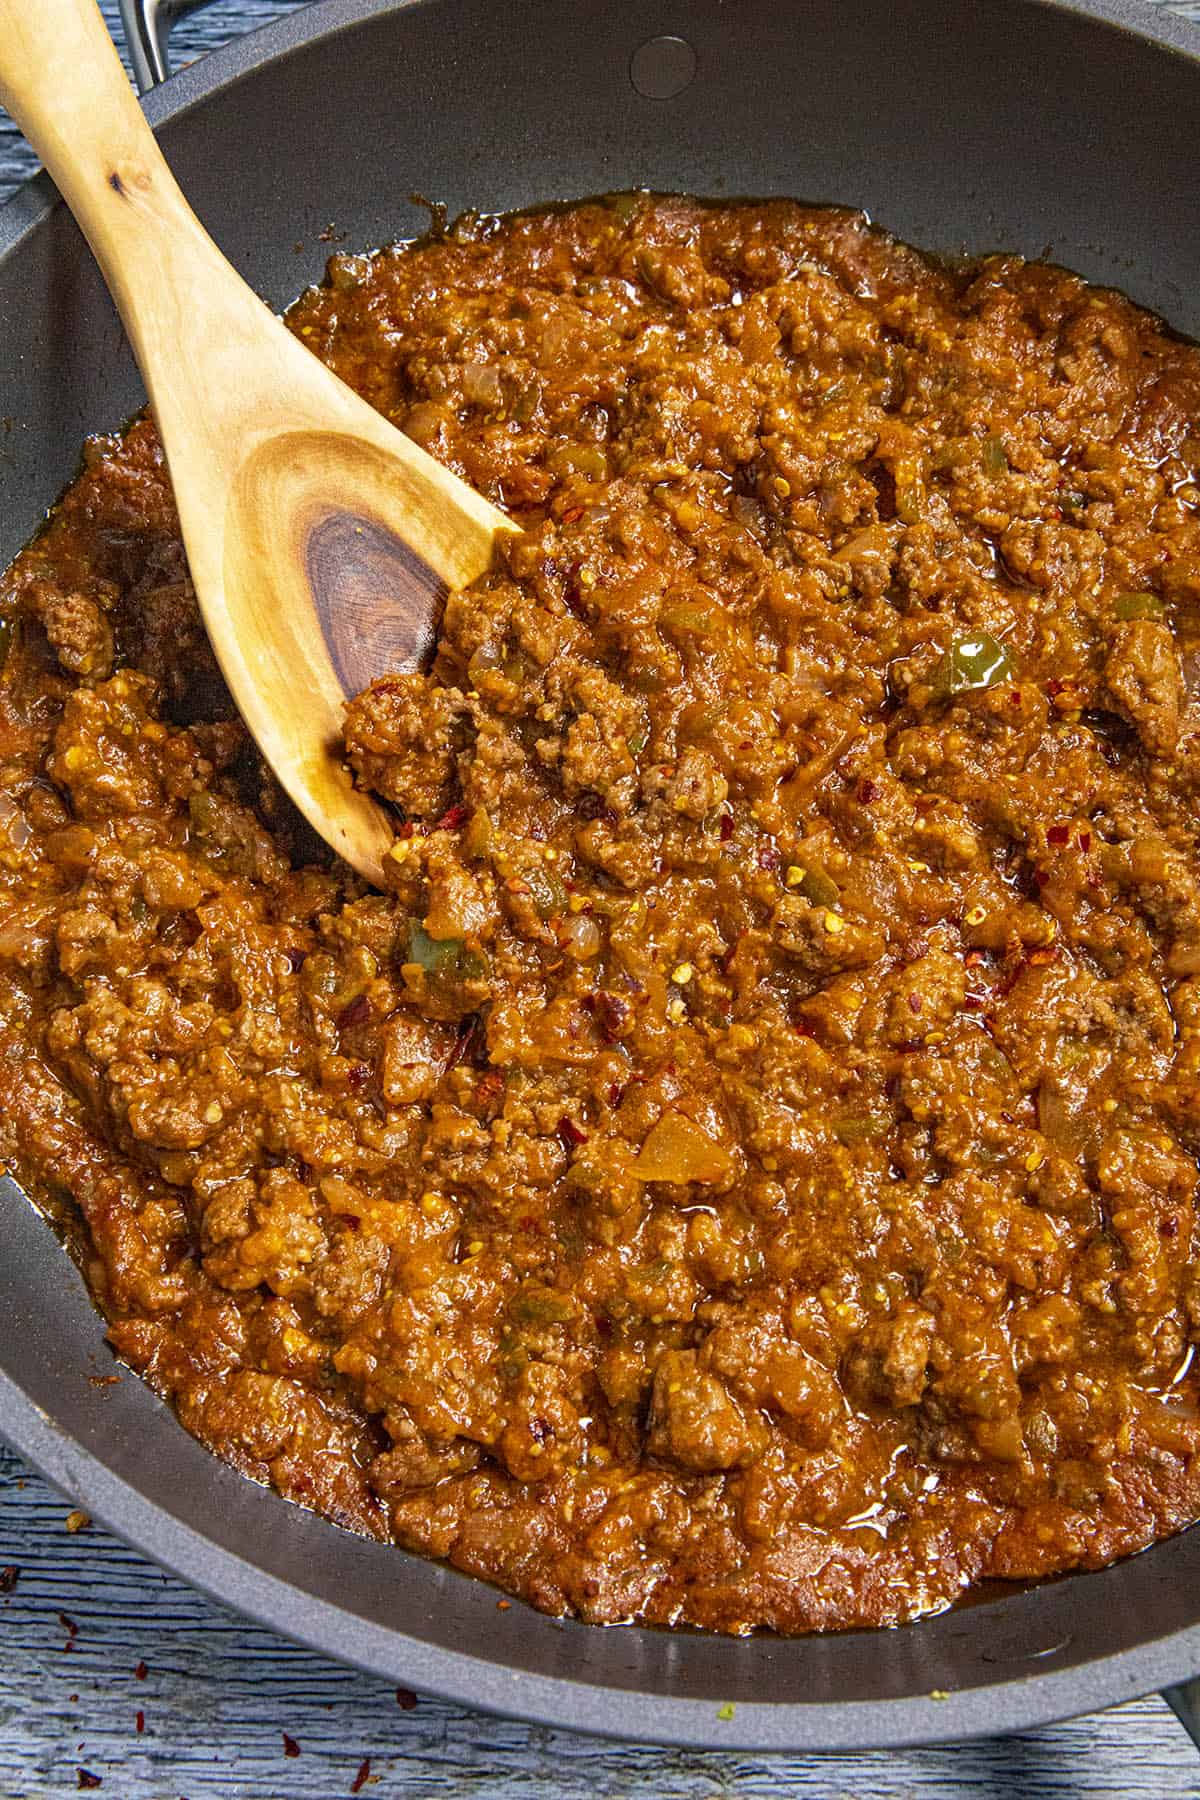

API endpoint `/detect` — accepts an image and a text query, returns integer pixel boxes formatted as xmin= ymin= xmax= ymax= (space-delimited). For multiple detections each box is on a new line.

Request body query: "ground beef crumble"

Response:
xmin=2 ymin=196 xmax=1200 ymax=1633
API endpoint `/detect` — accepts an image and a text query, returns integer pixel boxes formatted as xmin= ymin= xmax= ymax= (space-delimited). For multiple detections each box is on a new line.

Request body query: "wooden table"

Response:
xmin=3 ymin=3 xmax=1200 ymax=1793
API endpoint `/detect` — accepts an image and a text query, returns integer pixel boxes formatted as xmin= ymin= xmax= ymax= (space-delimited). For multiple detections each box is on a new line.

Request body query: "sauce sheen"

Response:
xmin=3 ymin=196 xmax=1200 ymax=1634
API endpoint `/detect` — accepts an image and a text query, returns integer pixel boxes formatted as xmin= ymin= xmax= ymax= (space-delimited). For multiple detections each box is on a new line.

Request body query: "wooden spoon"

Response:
xmin=0 ymin=0 xmax=517 ymax=885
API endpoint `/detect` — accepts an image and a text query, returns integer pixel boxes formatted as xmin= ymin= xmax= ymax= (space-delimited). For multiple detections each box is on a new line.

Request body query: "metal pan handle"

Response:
xmin=116 ymin=0 xmax=218 ymax=92
xmin=1165 ymin=1680 xmax=1200 ymax=1752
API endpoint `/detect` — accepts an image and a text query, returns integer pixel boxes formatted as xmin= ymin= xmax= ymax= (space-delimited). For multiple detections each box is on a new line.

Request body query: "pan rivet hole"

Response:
xmin=629 ymin=34 xmax=697 ymax=100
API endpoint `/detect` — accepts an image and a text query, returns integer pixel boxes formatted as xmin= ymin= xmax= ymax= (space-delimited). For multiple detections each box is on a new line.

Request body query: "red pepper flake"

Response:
xmin=475 ymin=1070 xmax=506 ymax=1108
xmin=1046 ymin=823 xmax=1071 ymax=846
xmin=351 ymin=1757 xmax=372 ymax=1794
xmin=76 ymin=1773 xmax=101 ymax=1791
xmin=785 ymin=995 xmax=813 ymax=1039
xmin=282 ymin=1734 xmax=301 ymax=1759
xmin=962 ymin=993 xmax=986 ymax=1010
xmin=856 ymin=777 xmax=880 ymax=804
xmin=1078 ymin=830 xmax=1092 ymax=852
xmin=337 ymin=992 xmax=371 ymax=1031
xmin=719 ymin=810 xmax=734 ymax=841
xmin=346 ymin=1062 xmax=372 ymax=1091
xmin=607 ymin=1082 xmax=626 ymax=1109
xmin=0 ymin=1566 xmax=18 ymax=1594
xmin=446 ymin=1012 xmax=483 ymax=1072
xmin=1045 ymin=677 xmax=1067 ymax=696
xmin=756 ymin=843 xmax=781 ymax=872
xmin=59 ymin=1612 xmax=79 ymax=1640
xmin=284 ymin=946 xmax=307 ymax=972
xmin=561 ymin=506 xmax=584 ymax=525
xmin=1161 ymin=1216 xmax=1179 ymax=1239
xmin=594 ymin=990 xmax=631 ymax=1041
xmin=135 ymin=1712 xmax=145 ymax=1735
xmin=1009 ymin=689 xmax=1022 ymax=708
xmin=435 ymin=802 xmax=468 ymax=832
xmin=134 ymin=1661 xmax=147 ymax=1681
xmin=396 ymin=1688 xmax=418 ymax=1711
xmin=557 ymin=1115 xmax=588 ymax=1150
xmin=396 ymin=819 xmax=420 ymax=840
xmin=907 ymin=993 xmax=923 ymax=1015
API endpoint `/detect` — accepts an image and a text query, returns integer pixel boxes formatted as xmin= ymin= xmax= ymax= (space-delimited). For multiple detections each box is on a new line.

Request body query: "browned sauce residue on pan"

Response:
xmin=3 ymin=196 xmax=1200 ymax=1633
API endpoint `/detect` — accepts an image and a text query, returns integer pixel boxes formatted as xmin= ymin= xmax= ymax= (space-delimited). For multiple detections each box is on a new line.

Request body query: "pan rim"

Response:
xmin=7 ymin=1340 xmax=1200 ymax=1751
xmin=6 ymin=0 xmax=1200 ymax=257
xmin=3 ymin=0 xmax=1200 ymax=1751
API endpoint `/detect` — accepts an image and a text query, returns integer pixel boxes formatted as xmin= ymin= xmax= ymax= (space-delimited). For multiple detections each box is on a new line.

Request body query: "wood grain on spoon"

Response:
xmin=0 ymin=0 xmax=516 ymax=885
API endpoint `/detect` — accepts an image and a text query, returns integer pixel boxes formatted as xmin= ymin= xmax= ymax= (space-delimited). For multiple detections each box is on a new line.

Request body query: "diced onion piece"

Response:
xmin=634 ymin=1113 xmax=733 ymax=1184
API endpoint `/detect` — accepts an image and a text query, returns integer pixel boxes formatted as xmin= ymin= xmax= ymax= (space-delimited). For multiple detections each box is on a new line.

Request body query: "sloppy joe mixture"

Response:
xmin=3 ymin=196 xmax=1200 ymax=1633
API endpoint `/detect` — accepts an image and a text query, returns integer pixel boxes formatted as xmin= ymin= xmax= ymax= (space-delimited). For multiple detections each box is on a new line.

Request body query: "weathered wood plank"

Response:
xmin=3 ymin=1 xmax=1200 ymax=1794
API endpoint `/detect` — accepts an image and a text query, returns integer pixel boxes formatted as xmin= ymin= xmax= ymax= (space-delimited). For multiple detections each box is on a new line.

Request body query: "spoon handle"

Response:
xmin=0 ymin=0 xmax=512 ymax=587
xmin=0 ymin=0 xmax=226 ymax=339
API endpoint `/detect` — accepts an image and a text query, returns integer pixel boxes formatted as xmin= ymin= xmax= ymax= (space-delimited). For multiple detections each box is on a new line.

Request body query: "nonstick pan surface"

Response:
xmin=3 ymin=0 xmax=1200 ymax=1750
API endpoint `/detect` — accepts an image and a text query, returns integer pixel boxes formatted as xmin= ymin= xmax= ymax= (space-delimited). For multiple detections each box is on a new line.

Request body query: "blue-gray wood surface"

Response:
xmin=4 ymin=2 xmax=1200 ymax=1793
